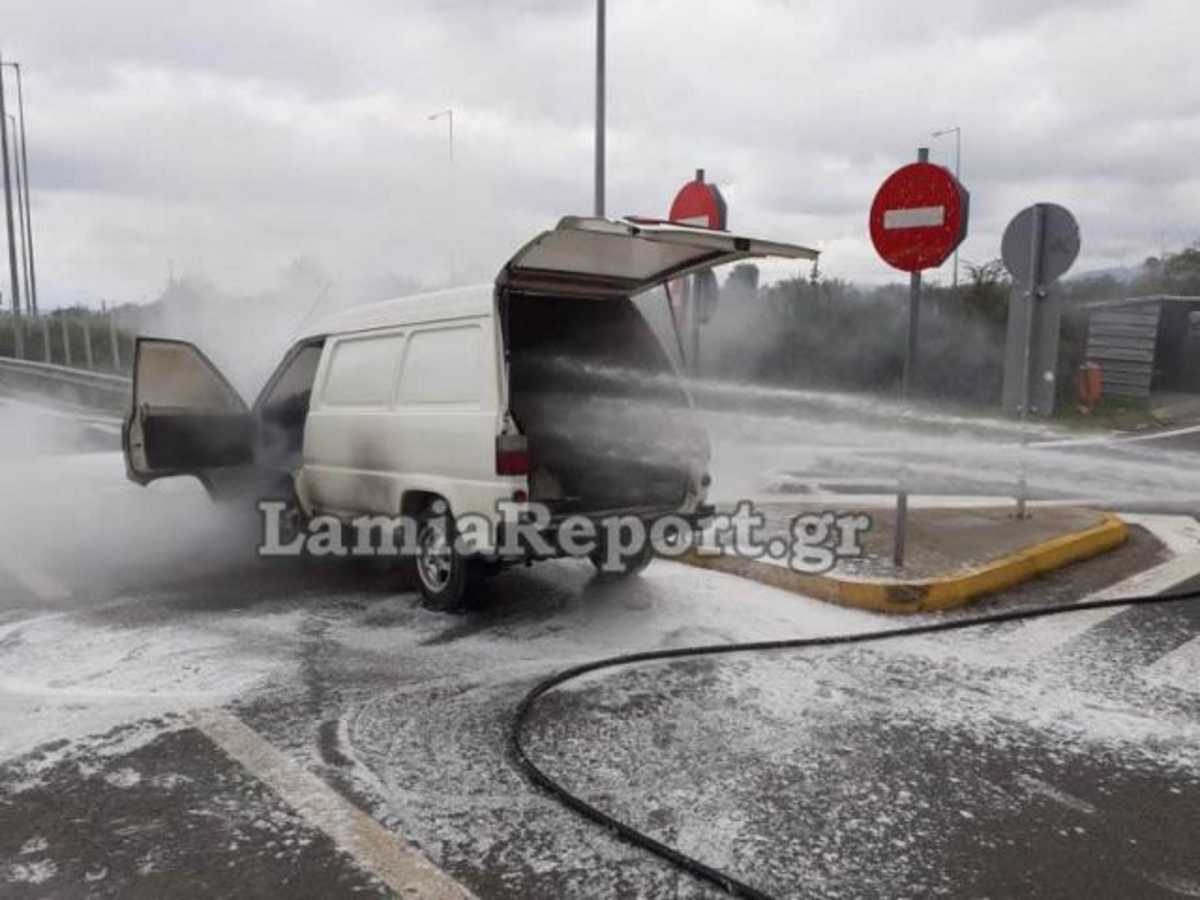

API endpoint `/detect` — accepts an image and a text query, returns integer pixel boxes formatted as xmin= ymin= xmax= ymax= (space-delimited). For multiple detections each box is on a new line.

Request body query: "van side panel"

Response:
xmin=297 ymin=313 xmax=521 ymax=547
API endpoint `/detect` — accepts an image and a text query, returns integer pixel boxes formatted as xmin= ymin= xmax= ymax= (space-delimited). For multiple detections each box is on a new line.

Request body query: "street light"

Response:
xmin=3 ymin=62 xmax=35 ymax=315
xmin=5 ymin=114 xmax=27 ymax=315
xmin=427 ymin=109 xmax=455 ymax=284
xmin=0 ymin=52 xmax=22 ymax=354
xmin=932 ymin=126 xmax=962 ymax=289
xmin=594 ymin=0 xmax=605 ymax=217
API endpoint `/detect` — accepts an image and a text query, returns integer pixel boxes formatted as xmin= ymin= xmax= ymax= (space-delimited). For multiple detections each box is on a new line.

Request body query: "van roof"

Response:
xmin=299 ymin=283 xmax=494 ymax=339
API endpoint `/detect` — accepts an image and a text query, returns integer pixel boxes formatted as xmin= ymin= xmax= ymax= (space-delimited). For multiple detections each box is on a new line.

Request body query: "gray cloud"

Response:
xmin=1 ymin=0 xmax=1196 ymax=307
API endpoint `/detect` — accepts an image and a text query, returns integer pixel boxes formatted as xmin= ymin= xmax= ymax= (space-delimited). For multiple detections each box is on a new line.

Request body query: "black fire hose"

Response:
xmin=508 ymin=587 xmax=1200 ymax=899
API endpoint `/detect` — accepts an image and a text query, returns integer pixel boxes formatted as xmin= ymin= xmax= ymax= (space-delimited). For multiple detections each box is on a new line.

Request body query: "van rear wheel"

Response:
xmin=588 ymin=540 xmax=654 ymax=577
xmin=414 ymin=509 xmax=477 ymax=612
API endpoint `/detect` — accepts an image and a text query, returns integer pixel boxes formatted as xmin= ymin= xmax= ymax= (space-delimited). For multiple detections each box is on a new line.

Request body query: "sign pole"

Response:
xmin=667 ymin=168 xmax=728 ymax=376
xmin=893 ymin=146 xmax=929 ymax=567
xmin=903 ymin=269 xmax=922 ymax=395
xmin=1015 ymin=203 xmax=1045 ymax=519
xmin=867 ymin=146 xmax=968 ymax=568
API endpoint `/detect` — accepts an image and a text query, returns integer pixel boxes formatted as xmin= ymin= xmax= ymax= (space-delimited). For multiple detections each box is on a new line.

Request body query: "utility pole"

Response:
xmin=0 ymin=53 xmax=23 ymax=357
xmin=5 ymin=63 xmax=36 ymax=315
xmin=594 ymin=0 xmax=606 ymax=216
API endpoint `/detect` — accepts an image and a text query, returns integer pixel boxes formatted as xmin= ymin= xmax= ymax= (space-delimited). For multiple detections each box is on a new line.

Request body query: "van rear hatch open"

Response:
xmin=499 ymin=215 xmax=818 ymax=298
xmin=499 ymin=217 xmax=818 ymax=514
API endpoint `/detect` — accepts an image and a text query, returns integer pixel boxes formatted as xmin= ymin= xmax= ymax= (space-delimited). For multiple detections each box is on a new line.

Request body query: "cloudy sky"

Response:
xmin=2 ymin=0 xmax=1198 ymax=308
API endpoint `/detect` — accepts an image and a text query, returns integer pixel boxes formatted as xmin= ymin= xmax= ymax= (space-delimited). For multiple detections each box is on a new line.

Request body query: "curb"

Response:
xmin=681 ymin=512 xmax=1129 ymax=613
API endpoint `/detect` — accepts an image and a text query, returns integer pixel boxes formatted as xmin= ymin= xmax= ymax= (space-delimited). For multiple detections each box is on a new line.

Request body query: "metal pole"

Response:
xmin=594 ymin=0 xmax=606 ymax=217
xmin=894 ymin=268 xmax=921 ymax=568
xmin=894 ymin=146 xmax=928 ymax=568
xmin=0 ymin=55 xmax=23 ymax=358
xmin=1015 ymin=204 xmax=1044 ymax=520
xmin=690 ymin=288 xmax=700 ymax=374
xmin=893 ymin=490 xmax=908 ymax=567
xmin=902 ymin=269 xmax=922 ymax=395
xmin=445 ymin=109 xmax=454 ymax=285
xmin=9 ymin=64 xmax=36 ymax=316
xmin=6 ymin=114 xmax=28 ymax=317
xmin=679 ymin=277 xmax=691 ymax=368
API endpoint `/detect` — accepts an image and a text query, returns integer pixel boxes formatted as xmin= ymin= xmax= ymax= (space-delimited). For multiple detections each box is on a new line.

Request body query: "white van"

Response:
xmin=123 ymin=216 xmax=817 ymax=609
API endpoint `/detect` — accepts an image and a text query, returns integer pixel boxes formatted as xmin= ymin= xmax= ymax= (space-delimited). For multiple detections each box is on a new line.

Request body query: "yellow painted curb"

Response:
xmin=681 ymin=513 xmax=1128 ymax=614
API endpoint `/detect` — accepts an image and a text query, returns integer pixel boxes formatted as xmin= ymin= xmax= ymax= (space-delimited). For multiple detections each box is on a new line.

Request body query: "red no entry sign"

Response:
xmin=669 ymin=169 xmax=727 ymax=230
xmin=869 ymin=162 xmax=969 ymax=272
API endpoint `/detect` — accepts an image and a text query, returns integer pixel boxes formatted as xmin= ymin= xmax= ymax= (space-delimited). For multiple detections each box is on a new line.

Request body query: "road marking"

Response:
xmin=192 ymin=708 xmax=476 ymax=900
xmin=0 ymin=550 xmax=70 ymax=602
xmin=1014 ymin=773 xmax=1098 ymax=816
xmin=1031 ymin=422 xmax=1200 ymax=449
xmin=1141 ymin=635 xmax=1200 ymax=691
xmin=987 ymin=514 xmax=1200 ymax=665
xmin=883 ymin=206 xmax=945 ymax=229
xmin=1120 ymin=513 xmax=1200 ymax=556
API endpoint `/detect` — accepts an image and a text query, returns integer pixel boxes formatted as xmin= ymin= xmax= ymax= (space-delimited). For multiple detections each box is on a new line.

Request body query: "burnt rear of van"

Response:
xmin=504 ymin=293 xmax=707 ymax=514
xmin=495 ymin=216 xmax=816 ymax=517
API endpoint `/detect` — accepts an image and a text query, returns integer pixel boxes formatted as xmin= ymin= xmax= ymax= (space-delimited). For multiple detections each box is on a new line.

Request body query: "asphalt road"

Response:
xmin=1 ymin=395 xmax=1200 ymax=898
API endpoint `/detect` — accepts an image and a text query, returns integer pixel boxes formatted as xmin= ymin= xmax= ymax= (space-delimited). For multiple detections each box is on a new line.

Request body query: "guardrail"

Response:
xmin=0 ymin=355 xmax=131 ymax=414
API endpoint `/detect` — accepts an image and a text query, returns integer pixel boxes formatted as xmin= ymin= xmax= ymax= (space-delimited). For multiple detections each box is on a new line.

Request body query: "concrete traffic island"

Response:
xmin=683 ymin=503 xmax=1128 ymax=613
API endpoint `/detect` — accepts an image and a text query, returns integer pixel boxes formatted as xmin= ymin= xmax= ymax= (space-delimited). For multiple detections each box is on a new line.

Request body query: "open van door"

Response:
xmin=123 ymin=337 xmax=255 ymax=497
xmin=498 ymin=215 xmax=819 ymax=298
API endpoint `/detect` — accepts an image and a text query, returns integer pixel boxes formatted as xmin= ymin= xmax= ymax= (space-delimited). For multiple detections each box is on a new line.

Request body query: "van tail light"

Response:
xmin=496 ymin=434 xmax=530 ymax=476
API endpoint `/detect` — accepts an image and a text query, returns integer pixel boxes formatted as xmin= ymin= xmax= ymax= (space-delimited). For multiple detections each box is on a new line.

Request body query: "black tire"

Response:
xmin=588 ymin=539 xmax=654 ymax=577
xmin=414 ymin=504 xmax=478 ymax=612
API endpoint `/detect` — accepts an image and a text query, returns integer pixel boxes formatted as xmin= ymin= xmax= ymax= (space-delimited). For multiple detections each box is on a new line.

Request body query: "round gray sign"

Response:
xmin=1001 ymin=203 xmax=1080 ymax=287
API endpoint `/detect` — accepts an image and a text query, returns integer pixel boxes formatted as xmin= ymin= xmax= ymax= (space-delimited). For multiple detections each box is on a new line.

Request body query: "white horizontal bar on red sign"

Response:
xmin=883 ymin=206 xmax=945 ymax=229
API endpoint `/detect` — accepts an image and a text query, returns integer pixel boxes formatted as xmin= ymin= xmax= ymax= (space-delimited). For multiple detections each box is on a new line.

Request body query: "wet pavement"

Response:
xmin=2 ymin=401 xmax=1200 ymax=897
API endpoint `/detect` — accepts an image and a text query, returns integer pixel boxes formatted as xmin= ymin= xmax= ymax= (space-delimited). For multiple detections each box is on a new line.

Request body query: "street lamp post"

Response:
xmin=594 ymin=0 xmax=605 ymax=217
xmin=0 ymin=52 xmax=23 ymax=356
xmin=4 ymin=63 xmax=36 ymax=315
xmin=427 ymin=109 xmax=455 ymax=285
xmin=932 ymin=126 xmax=962 ymax=289
xmin=5 ymin=114 xmax=27 ymax=316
